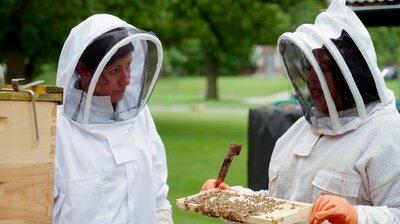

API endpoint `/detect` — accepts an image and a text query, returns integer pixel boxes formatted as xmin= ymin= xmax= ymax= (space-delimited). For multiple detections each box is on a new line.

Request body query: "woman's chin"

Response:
xmin=111 ymin=96 xmax=124 ymax=103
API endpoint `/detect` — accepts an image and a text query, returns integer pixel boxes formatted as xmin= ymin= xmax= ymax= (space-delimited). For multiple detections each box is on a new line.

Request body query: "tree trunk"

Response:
xmin=3 ymin=14 xmax=26 ymax=83
xmin=204 ymin=58 xmax=219 ymax=100
xmin=4 ymin=48 xmax=25 ymax=84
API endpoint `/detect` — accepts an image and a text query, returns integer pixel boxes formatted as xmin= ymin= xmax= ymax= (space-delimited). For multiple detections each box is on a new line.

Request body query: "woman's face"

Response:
xmin=307 ymin=55 xmax=342 ymax=115
xmin=95 ymin=53 xmax=132 ymax=102
xmin=79 ymin=52 xmax=133 ymax=103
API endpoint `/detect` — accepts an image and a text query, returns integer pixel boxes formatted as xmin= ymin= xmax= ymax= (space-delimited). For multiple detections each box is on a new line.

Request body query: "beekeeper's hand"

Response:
xmin=200 ymin=179 xmax=233 ymax=192
xmin=309 ymin=195 xmax=358 ymax=224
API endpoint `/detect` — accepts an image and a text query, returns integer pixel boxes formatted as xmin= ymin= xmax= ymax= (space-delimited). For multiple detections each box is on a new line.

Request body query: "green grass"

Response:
xmin=149 ymin=75 xmax=292 ymax=108
xmin=385 ymin=79 xmax=400 ymax=99
xmin=152 ymin=111 xmax=248 ymax=224
xmin=151 ymin=76 xmax=400 ymax=108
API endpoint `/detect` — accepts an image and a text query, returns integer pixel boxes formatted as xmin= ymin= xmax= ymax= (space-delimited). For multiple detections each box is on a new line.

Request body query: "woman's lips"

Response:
xmin=309 ymin=87 xmax=323 ymax=101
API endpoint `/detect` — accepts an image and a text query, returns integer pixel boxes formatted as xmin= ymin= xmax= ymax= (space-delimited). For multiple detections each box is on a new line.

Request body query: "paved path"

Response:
xmin=243 ymin=91 xmax=291 ymax=105
xmin=149 ymin=104 xmax=249 ymax=114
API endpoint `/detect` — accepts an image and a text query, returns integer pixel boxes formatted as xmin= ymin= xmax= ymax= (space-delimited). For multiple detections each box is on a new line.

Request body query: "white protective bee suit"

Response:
xmin=271 ymin=0 xmax=400 ymax=223
xmin=53 ymin=14 xmax=173 ymax=224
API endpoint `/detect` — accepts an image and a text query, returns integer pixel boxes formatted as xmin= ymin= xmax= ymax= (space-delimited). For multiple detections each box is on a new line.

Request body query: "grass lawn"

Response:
xmin=385 ymin=79 xmax=400 ymax=99
xmin=152 ymin=111 xmax=248 ymax=224
xmin=149 ymin=75 xmax=292 ymax=108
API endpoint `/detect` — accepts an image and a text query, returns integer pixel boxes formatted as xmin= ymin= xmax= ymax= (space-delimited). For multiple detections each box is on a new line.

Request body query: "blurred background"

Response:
xmin=1 ymin=0 xmax=400 ymax=223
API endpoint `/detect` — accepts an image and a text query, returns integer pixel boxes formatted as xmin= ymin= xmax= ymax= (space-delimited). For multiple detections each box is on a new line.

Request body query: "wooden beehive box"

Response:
xmin=0 ymin=85 xmax=62 ymax=224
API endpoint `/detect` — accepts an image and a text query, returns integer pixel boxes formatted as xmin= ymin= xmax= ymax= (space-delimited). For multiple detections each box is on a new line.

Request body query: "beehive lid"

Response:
xmin=0 ymin=85 xmax=63 ymax=103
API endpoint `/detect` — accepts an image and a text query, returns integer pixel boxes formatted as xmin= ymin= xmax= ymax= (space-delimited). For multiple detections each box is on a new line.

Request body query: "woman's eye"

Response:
xmin=321 ymin=66 xmax=332 ymax=73
xmin=109 ymin=68 xmax=119 ymax=74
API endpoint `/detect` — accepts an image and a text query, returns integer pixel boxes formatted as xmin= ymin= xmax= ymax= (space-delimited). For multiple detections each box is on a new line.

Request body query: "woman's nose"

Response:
xmin=308 ymin=69 xmax=319 ymax=81
xmin=118 ymin=69 xmax=130 ymax=86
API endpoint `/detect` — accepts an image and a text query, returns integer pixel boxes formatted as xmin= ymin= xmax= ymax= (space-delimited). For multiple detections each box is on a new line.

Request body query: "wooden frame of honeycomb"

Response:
xmin=176 ymin=189 xmax=313 ymax=224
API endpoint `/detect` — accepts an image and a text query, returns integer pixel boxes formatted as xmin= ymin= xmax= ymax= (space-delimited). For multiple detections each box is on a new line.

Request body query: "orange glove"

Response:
xmin=200 ymin=179 xmax=232 ymax=192
xmin=309 ymin=195 xmax=358 ymax=224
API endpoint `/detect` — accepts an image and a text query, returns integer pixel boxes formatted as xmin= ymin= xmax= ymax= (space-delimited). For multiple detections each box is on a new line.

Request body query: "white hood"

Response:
xmin=277 ymin=0 xmax=396 ymax=135
xmin=57 ymin=14 xmax=163 ymax=124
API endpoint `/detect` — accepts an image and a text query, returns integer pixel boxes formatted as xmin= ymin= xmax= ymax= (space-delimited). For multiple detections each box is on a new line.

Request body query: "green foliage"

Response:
xmin=3 ymin=0 xmax=400 ymax=98
xmin=160 ymin=0 xmax=293 ymax=76
xmin=369 ymin=27 xmax=400 ymax=67
xmin=131 ymin=0 xmax=326 ymax=78
xmin=280 ymin=0 xmax=327 ymax=31
xmin=0 ymin=0 xmax=89 ymax=80
xmin=385 ymin=79 xmax=400 ymax=99
xmin=95 ymin=0 xmax=325 ymax=76
xmin=0 ymin=0 xmax=328 ymax=86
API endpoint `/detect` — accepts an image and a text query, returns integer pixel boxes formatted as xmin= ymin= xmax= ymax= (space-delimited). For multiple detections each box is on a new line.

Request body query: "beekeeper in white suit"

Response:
xmin=202 ymin=0 xmax=400 ymax=223
xmin=53 ymin=14 xmax=173 ymax=224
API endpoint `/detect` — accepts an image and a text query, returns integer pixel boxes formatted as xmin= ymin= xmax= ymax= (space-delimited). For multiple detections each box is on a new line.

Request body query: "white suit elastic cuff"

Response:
xmin=231 ymin=186 xmax=269 ymax=196
xmin=156 ymin=208 xmax=173 ymax=224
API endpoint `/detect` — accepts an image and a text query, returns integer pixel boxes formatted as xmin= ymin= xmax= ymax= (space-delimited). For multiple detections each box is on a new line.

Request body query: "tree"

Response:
xmin=102 ymin=0 xmax=297 ymax=99
xmin=161 ymin=0 xmax=292 ymax=100
xmin=0 ymin=0 xmax=327 ymax=99
xmin=0 ymin=0 xmax=89 ymax=83
xmin=369 ymin=27 xmax=400 ymax=67
xmin=155 ymin=0 xmax=326 ymax=100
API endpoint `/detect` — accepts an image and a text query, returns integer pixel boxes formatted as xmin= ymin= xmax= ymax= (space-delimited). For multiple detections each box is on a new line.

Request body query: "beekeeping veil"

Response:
xmin=57 ymin=14 xmax=162 ymax=124
xmin=277 ymin=0 xmax=396 ymax=135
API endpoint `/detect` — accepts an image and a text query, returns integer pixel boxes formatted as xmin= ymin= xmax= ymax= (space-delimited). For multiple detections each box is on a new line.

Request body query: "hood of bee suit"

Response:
xmin=57 ymin=14 xmax=163 ymax=124
xmin=277 ymin=0 xmax=396 ymax=136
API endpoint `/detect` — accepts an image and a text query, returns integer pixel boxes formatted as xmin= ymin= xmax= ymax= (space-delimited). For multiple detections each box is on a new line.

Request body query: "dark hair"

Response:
xmin=79 ymin=28 xmax=134 ymax=73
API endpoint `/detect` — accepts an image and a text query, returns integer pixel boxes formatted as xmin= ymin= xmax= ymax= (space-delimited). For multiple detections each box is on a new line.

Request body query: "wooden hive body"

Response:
xmin=0 ymin=85 xmax=62 ymax=224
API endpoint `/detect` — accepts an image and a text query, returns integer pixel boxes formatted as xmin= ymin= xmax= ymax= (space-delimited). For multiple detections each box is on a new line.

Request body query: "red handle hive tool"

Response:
xmin=215 ymin=144 xmax=242 ymax=187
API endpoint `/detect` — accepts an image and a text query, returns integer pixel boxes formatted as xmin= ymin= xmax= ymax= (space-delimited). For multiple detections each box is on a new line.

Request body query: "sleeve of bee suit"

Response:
xmin=143 ymin=106 xmax=173 ymax=223
xmin=53 ymin=156 xmax=66 ymax=224
xmin=356 ymin=206 xmax=394 ymax=224
xmin=156 ymin=208 xmax=173 ymax=224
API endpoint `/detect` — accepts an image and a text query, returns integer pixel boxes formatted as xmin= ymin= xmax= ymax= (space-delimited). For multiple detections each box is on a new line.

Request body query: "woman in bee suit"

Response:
xmin=53 ymin=14 xmax=173 ymax=224
xmin=201 ymin=0 xmax=400 ymax=223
